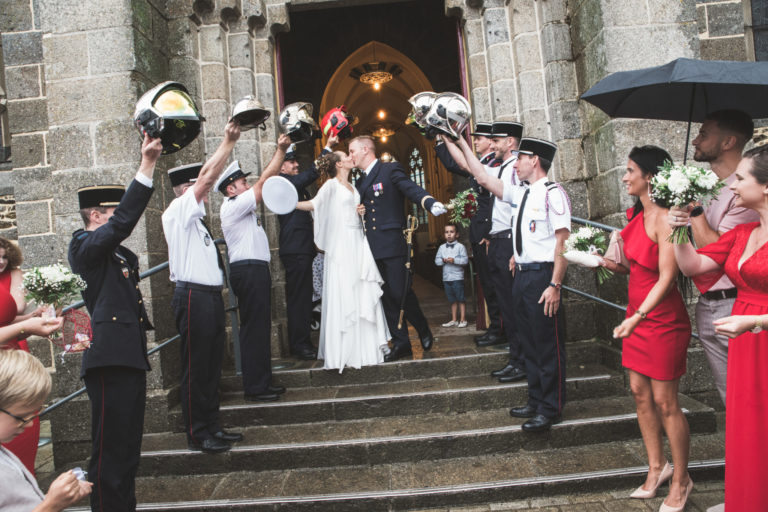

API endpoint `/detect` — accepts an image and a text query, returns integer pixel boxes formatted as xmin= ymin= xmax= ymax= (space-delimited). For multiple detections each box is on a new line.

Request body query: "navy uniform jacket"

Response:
xmin=435 ymin=143 xmax=495 ymax=244
xmin=68 ymin=179 xmax=154 ymax=378
xmin=355 ymin=160 xmax=435 ymax=259
xmin=277 ymin=155 xmax=324 ymax=256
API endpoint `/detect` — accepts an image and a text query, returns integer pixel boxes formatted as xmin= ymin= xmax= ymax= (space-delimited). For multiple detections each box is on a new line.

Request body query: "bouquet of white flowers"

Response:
xmin=22 ymin=264 xmax=86 ymax=314
xmin=562 ymin=226 xmax=613 ymax=284
xmin=650 ymin=161 xmax=724 ymax=244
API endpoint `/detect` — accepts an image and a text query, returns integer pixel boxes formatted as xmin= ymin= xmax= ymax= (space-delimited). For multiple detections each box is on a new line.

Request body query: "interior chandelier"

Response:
xmin=372 ymin=127 xmax=395 ymax=138
xmin=349 ymin=42 xmax=402 ymax=90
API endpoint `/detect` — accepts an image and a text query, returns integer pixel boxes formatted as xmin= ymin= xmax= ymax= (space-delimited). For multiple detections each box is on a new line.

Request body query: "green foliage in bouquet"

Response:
xmin=22 ymin=263 xmax=86 ymax=307
xmin=448 ymin=189 xmax=478 ymax=228
xmin=563 ymin=226 xmax=613 ymax=285
xmin=650 ymin=160 xmax=724 ymax=244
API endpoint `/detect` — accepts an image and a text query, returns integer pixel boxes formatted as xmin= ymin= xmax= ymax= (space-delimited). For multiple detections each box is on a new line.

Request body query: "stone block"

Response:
xmin=646 ymin=0 xmax=696 ymax=24
xmin=487 ymin=43 xmax=513 ymax=83
xmin=39 ymin=0 xmax=132 ymax=33
xmin=562 ymin=300 xmax=597 ymax=342
xmin=701 ymin=36 xmax=747 ymax=61
xmin=574 ymin=31 xmax=608 ymax=92
xmin=8 ymin=99 xmax=47 ymax=134
xmin=88 ymin=27 xmax=135 ymax=75
xmin=48 ymin=75 xmax=138 ymax=125
xmin=230 ymin=69 xmax=255 ymax=101
xmin=202 ymin=99 xmax=229 ymax=137
xmin=540 ymin=0 xmax=568 ymax=24
xmin=559 ymin=179 xmax=588 ymax=219
xmin=518 ymin=71 xmax=545 ymax=111
xmin=554 ymin=138 xmax=586 ymax=182
xmin=706 ymin=2 xmax=744 ymax=38
xmin=15 ymin=200 xmax=51 ymax=235
xmin=545 ymin=61 xmax=577 ymax=104
xmin=603 ymin=25 xmax=698 ymax=74
xmin=484 ymin=7 xmax=510 ymax=47
xmin=12 ymin=166 xmax=52 ymax=201
xmin=464 ymin=18 xmax=485 ymax=56
xmin=233 ymin=138 xmax=261 ymax=174
xmin=697 ymin=5 xmax=707 ymax=34
xmin=266 ymin=2 xmax=289 ymax=34
xmin=471 ymin=87 xmax=491 ymax=122
xmin=520 ymin=109 xmax=548 ymax=139
xmin=5 ymin=65 xmax=41 ymax=100
xmin=587 ymin=166 xmax=623 ymax=218
xmin=168 ymin=17 xmax=198 ymax=57
xmin=169 ymin=57 xmax=203 ymax=101
xmin=255 ymin=73 xmax=275 ymax=112
xmin=200 ymin=24 xmax=228 ymax=63
xmin=468 ymin=53 xmax=488 ymax=88
xmin=513 ymin=33 xmax=542 ymax=73
xmin=132 ymin=0 xmax=152 ymax=37
xmin=0 ymin=0 xmax=33 ymax=32
xmin=166 ymin=0 xmax=194 ymax=18
xmin=252 ymin=38 xmax=272 ymax=74
xmin=10 ymin=133 xmax=45 ymax=168
xmin=95 ymin=119 xmax=142 ymax=166
xmin=18 ymin=233 xmax=63 ymax=266
xmin=28 ymin=338 xmax=54 ymax=368
xmin=490 ymin=79 xmax=518 ymax=119
xmin=51 ymin=166 xmax=135 ymax=214
xmin=228 ymin=32 xmax=252 ymax=69
xmin=201 ymin=63 xmax=229 ymax=101
xmin=549 ymin=100 xmax=580 ymax=142
xmin=569 ymin=0 xmax=603 ymax=57
xmin=48 ymin=124 xmax=93 ymax=171
xmin=54 ymin=214 xmax=83 ymax=243
xmin=1 ymin=31 xmax=42 ymax=66
xmin=508 ymin=0 xmax=535 ymax=35
xmin=541 ymin=22 xmax=572 ymax=63
xmin=601 ymin=0 xmax=648 ymax=27
xmin=42 ymin=34 xmax=88 ymax=81
xmin=152 ymin=5 xmax=168 ymax=51
xmin=134 ymin=30 xmax=169 ymax=83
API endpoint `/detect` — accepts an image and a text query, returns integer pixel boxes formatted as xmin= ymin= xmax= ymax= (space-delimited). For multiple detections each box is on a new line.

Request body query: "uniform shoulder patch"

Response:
xmin=74 ymin=230 xmax=89 ymax=240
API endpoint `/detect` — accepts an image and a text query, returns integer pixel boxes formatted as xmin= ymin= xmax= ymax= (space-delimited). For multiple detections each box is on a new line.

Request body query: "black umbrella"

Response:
xmin=581 ymin=58 xmax=768 ymax=161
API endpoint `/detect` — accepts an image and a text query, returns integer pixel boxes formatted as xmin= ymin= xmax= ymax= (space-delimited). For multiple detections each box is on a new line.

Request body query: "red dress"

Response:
xmin=620 ymin=210 xmax=691 ymax=380
xmin=0 ymin=270 xmax=41 ymax=475
xmin=696 ymin=222 xmax=768 ymax=511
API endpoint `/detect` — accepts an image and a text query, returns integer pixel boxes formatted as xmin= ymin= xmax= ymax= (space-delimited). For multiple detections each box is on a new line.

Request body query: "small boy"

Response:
xmin=435 ymin=223 xmax=469 ymax=327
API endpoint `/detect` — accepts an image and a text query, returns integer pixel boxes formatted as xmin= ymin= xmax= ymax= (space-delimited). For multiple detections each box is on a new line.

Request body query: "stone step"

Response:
xmin=69 ymin=433 xmax=725 ymax=511
xmin=169 ymin=362 xmax=624 ymax=429
xmin=219 ymin=339 xmax=607 ymax=391
xmin=139 ymin=394 xmax=715 ymax=476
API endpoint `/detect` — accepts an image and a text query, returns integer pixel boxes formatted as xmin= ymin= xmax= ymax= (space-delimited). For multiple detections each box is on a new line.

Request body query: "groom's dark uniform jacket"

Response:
xmin=355 ymin=159 xmax=436 ymax=349
xmin=68 ymin=177 xmax=153 ymax=512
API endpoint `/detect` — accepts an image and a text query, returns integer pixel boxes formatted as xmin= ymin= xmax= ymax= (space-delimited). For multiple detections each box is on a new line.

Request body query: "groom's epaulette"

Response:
xmin=74 ymin=229 xmax=89 ymax=240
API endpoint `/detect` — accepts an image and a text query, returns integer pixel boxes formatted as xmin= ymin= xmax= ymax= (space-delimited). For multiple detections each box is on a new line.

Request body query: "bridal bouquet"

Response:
xmin=650 ymin=161 xmax=724 ymax=244
xmin=447 ymin=189 xmax=477 ymax=228
xmin=22 ymin=263 xmax=86 ymax=315
xmin=562 ymin=226 xmax=613 ymax=284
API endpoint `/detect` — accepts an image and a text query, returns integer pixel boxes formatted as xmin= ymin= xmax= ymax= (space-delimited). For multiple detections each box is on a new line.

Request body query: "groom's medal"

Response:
xmin=373 ymin=182 xmax=383 ymax=197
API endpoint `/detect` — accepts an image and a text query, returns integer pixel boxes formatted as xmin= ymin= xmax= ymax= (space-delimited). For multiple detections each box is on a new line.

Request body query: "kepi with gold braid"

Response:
xmin=77 ymin=185 xmax=125 ymax=209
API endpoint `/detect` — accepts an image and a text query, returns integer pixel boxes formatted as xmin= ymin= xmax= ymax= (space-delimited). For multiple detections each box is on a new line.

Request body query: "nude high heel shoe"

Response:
xmin=630 ymin=462 xmax=674 ymax=499
xmin=659 ymin=478 xmax=694 ymax=512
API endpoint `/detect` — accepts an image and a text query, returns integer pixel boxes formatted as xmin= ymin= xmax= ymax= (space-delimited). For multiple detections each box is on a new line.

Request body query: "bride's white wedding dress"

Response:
xmin=311 ymin=178 xmax=390 ymax=372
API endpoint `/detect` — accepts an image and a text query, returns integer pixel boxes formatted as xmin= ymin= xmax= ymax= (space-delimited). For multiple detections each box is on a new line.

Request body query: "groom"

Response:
xmin=348 ymin=135 xmax=447 ymax=361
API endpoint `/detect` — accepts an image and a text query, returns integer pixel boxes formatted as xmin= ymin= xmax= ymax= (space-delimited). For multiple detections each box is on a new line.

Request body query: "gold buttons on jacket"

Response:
xmin=372 ymin=226 xmax=377 ymax=230
xmin=112 ymin=316 xmax=117 ymax=321
xmin=138 ymin=300 xmax=142 ymax=304
xmin=371 ymin=209 xmax=375 ymax=213
xmin=372 ymin=218 xmax=376 ymax=222
xmin=370 ymin=200 xmax=374 ymax=204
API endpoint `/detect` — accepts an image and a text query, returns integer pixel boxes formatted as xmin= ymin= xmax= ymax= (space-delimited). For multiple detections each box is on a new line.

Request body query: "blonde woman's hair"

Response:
xmin=0 ymin=350 xmax=51 ymax=410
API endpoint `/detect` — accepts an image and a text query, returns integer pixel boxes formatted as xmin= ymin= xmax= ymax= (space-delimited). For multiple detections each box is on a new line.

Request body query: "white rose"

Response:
xmin=667 ymin=170 xmax=690 ymax=195
xmin=695 ymin=170 xmax=718 ymax=189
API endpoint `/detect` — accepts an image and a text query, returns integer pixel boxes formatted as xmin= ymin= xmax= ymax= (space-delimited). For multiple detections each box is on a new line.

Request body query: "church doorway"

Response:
xmin=276 ymin=0 xmax=466 ymax=284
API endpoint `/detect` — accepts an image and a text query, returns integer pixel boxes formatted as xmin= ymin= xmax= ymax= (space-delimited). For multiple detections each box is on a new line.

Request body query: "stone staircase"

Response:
xmin=61 ymin=277 xmax=725 ymax=511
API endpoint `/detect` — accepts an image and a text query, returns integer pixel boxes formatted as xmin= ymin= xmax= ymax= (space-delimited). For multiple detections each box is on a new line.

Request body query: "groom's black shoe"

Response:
xmin=420 ymin=330 xmax=434 ymax=351
xmin=291 ymin=346 xmax=317 ymax=360
xmin=384 ymin=345 xmax=413 ymax=362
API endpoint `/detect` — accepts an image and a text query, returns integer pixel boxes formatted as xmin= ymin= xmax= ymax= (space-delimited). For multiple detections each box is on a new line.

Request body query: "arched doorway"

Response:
xmin=276 ymin=0 xmax=463 ymax=282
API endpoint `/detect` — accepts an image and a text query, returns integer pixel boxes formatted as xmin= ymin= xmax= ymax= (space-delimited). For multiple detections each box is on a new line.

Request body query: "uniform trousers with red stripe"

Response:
xmin=172 ymin=284 xmax=225 ymax=444
xmin=84 ymin=366 xmax=146 ymax=512
xmin=511 ymin=264 xmax=566 ymax=418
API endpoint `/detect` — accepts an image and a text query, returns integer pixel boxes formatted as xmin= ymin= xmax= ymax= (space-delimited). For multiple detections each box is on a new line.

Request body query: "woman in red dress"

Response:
xmin=673 ymin=145 xmax=768 ymax=511
xmin=600 ymin=146 xmax=693 ymax=512
xmin=0 ymin=237 xmax=46 ymax=474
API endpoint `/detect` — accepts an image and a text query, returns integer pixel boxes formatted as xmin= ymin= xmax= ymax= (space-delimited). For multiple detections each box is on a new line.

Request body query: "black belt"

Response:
xmin=175 ymin=281 xmax=223 ymax=292
xmin=702 ymin=288 xmax=737 ymax=301
xmin=229 ymin=259 xmax=269 ymax=268
xmin=515 ymin=262 xmax=553 ymax=272
xmin=490 ymin=229 xmax=512 ymax=239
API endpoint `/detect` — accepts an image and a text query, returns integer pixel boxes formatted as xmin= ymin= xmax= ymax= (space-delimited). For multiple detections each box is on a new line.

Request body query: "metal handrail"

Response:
xmin=42 ymin=239 xmax=240 ymax=417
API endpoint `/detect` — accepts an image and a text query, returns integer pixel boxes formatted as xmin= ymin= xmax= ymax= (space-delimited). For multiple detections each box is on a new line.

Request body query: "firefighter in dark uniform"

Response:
xmin=348 ymin=135 xmax=447 ymax=362
xmin=277 ymin=137 xmax=336 ymax=360
xmin=68 ymin=134 xmax=161 ymax=512
xmin=435 ymin=122 xmax=504 ymax=346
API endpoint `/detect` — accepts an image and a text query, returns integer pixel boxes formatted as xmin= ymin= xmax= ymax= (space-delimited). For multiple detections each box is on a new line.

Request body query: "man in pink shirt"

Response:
xmin=670 ymin=110 xmax=758 ymax=407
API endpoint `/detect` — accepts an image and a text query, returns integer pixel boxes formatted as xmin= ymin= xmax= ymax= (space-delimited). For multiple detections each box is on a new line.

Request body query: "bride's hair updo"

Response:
xmin=316 ymin=152 xmax=341 ymax=178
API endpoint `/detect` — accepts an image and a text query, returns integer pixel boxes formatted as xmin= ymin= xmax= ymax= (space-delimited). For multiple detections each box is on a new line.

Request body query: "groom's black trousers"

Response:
xmin=375 ymin=255 xmax=430 ymax=350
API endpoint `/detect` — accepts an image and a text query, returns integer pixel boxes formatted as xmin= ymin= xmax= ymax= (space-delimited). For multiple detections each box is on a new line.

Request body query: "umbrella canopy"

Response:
xmin=581 ymin=58 xmax=768 ymax=123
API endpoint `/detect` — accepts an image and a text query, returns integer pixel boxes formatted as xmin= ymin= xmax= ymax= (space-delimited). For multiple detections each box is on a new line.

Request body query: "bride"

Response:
xmin=295 ymin=151 xmax=390 ymax=372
